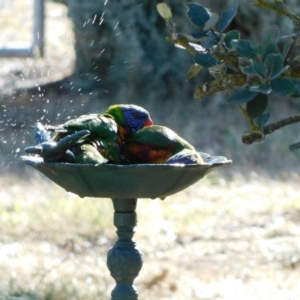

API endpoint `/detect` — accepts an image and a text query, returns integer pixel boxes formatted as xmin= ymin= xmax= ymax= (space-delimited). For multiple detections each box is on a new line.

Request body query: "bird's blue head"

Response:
xmin=106 ymin=104 xmax=153 ymax=133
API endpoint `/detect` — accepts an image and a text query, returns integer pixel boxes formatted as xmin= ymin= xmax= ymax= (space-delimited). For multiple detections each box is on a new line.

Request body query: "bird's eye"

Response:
xmin=133 ymin=112 xmax=142 ymax=119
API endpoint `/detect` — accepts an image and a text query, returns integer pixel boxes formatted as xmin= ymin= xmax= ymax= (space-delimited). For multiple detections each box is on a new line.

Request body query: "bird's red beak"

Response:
xmin=144 ymin=118 xmax=154 ymax=127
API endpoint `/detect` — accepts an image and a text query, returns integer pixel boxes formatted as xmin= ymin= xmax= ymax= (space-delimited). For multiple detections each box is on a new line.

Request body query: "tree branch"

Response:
xmin=194 ymin=74 xmax=248 ymax=98
xmin=255 ymin=0 xmax=300 ymax=26
xmin=242 ymin=115 xmax=300 ymax=144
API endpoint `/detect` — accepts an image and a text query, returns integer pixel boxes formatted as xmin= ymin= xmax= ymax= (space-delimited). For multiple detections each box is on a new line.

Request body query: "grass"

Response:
xmin=1 ymin=1 xmax=300 ymax=299
xmin=0 ymin=174 xmax=113 ymax=299
xmin=1 ymin=172 xmax=300 ymax=299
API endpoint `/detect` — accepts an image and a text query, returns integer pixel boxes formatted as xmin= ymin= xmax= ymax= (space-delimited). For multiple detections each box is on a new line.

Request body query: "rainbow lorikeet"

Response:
xmin=105 ymin=104 xmax=154 ymax=142
xmin=46 ymin=104 xmax=153 ymax=163
xmin=121 ymin=125 xmax=203 ymax=164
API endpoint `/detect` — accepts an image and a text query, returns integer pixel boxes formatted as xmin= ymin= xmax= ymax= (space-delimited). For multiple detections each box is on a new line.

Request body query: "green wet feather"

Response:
xmin=52 ymin=114 xmax=121 ymax=163
xmin=54 ymin=114 xmax=118 ymax=140
xmin=125 ymin=125 xmax=195 ymax=152
xmin=104 ymin=105 xmax=125 ymax=128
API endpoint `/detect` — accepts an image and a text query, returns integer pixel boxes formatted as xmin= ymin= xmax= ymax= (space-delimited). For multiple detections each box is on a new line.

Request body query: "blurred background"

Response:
xmin=1 ymin=0 xmax=300 ymax=173
xmin=1 ymin=0 xmax=300 ymax=299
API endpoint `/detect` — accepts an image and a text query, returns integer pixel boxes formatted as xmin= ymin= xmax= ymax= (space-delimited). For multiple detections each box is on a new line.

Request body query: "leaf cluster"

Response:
xmin=157 ymin=1 xmax=300 ymax=146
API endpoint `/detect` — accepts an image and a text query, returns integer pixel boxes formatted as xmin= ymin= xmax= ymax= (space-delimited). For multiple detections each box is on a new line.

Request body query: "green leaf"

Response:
xmin=203 ymin=13 xmax=219 ymax=31
xmin=264 ymin=53 xmax=284 ymax=79
xmin=290 ymin=90 xmax=300 ymax=98
xmin=270 ymin=78 xmax=295 ymax=97
xmin=255 ymin=112 xmax=270 ymax=127
xmin=273 ymin=65 xmax=289 ymax=79
xmin=246 ymin=93 xmax=268 ymax=119
xmin=251 ymin=61 xmax=266 ymax=78
xmin=186 ymin=3 xmax=211 ymax=28
xmin=194 ymin=53 xmax=217 ymax=68
xmin=264 ymin=53 xmax=279 ymax=69
xmin=218 ymin=1 xmax=238 ymax=32
xmin=156 ymin=3 xmax=173 ymax=20
xmin=282 ymin=38 xmax=293 ymax=61
xmin=249 ymin=84 xmax=272 ymax=94
xmin=241 ymin=64 xmax=256 ymax=75
xmin=201 ymin=32 xmax=219 ymax=49
xmin=293 ymin=79 xmax=300 ymax=94
xmin=190 ymin=32 xmax=209 ymax=40
xmin=187 ymin=64 xmax=202 ymax=80
xmin=224 ymin=30 xmax=240 ymax=48
xmin=262 ymin=26 xmax=280 ymax=47
xmin=227 ymin=88 xmax=259 ymax=104
xmin=255 ymin=44 xmax=263 ymax=55
xmin=262 ymin=42 xmax=280 ymax=62
xmin=231 ymin=39 xmax=258 ymax=59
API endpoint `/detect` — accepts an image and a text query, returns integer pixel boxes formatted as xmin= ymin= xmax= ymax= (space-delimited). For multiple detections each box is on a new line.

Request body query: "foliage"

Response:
xmin=157 ymin=1 xmax=300 ymax=147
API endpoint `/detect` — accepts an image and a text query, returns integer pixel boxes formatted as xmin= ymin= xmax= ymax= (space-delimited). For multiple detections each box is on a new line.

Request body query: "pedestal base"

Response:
xmin=107 ymin=198 xmax=143 ymax=300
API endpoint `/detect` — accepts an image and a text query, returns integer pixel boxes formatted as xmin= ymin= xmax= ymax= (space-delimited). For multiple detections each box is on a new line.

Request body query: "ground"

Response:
xmin=1 ymin=172 xmax=300 ymax=299
xmin=1 ymin=1 xmax=300 ymax=300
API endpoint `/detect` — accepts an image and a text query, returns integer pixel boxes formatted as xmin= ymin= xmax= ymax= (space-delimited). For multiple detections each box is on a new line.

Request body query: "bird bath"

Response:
xmin=21 ymin=154 xmax=231 ymax=299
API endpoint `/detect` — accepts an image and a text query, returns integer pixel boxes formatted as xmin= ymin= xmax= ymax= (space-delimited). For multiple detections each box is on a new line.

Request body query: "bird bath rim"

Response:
xmin=21 ymin=155 xmax=232 ymax=199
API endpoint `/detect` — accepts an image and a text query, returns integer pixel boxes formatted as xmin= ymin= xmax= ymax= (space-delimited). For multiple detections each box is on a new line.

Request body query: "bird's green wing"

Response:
xmin=53 ymin=114 xmax=118 ymax=143
xmin=126 ymin=125 xmax=195 ymax=151
xmin=63 ymin=114 xmax=118 ymax=139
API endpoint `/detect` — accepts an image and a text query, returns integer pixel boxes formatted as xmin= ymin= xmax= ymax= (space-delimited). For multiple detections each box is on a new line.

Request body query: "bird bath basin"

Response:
xmin=21 ymin=154 xmax=231 ymax=199
xmin=21 ymin=154 xmax=231 ymax=299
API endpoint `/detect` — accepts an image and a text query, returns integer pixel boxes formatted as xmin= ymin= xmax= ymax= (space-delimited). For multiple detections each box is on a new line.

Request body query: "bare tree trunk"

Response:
xmin=55 ymin=0 xmax=192 ymax=102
